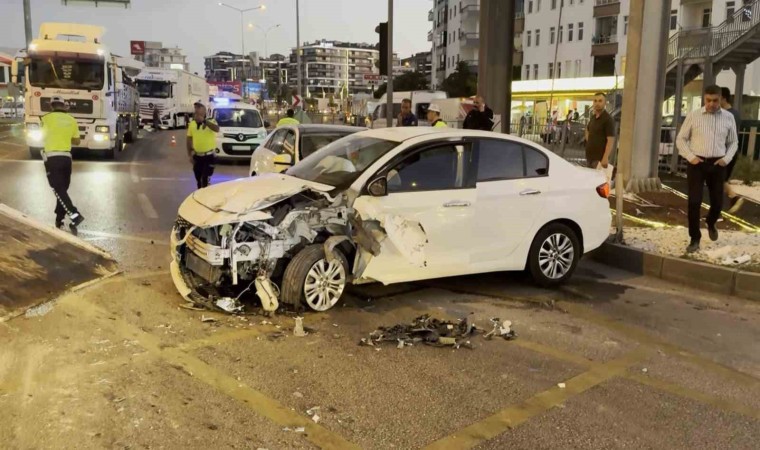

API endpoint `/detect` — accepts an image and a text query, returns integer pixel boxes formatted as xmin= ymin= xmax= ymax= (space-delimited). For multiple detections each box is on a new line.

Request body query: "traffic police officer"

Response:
xmin=276 ymin=108 xmax=300 ymax=127
xmin=41 ymin=96 xmax=85 ymax=232
xmin=186 ymin=101 xmax=219 ymax=189
xmin=427 ymin=104 xmax=448 ymax=127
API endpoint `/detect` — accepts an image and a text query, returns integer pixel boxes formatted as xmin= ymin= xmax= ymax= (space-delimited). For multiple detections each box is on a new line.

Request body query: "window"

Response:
xmin=575 ymin=59 xmax=581 ymax=77
xmin=727 ymin=1 xmax=736 ymax=23
xmin=568 ymin=23 xmax=574 ymax=42
xmin=548 ymin=62 xmax=554 ymax=78
xmin=525 ymin=65 xmax=530 ymax=80
xmin=742 ymin=0 xmax=752 ymax=22
xmin=387 ymin=144 xmax=470 ymax=193
xmin=0 ymin=69 xmax=6 ymax=83
xmin=477 ymin=140 xmax=524 ymax=181
xmin=267 ymin=129 xmax=289 ymax=154
xmin=559 ymin=25 xmax=564 ymax=43
xmin=535 ymin=29 xmax=541 ymax=46
xmin=533 ymin=64 xmax=538 ymax=79
xmin=537 ymin=0 xmax=541 ymax=12
xmin=528 ymin=1 xmax=533 ymax=13
xmin=527 ymin=30 xmax=532 ymax=47
xmin=476 ymin=140 xmax=549 ymax=182
xmin=565 ymin=60 xmax=571 ymax=77
xmin=670 ymin=9 xmax=678 ymax=30
xmin=551 ymin=0 xmax=557 ymax=10
xmin=550 ymin=27 xmax=556 ymax=44
xmin=557 ymin=61 xmax=562 ymax=78
xmin=702 ymin=8 xmax=712 ymax=28
xmin=624 ymin=16 xmax=629 ymax=35
xmin=578 ymin=22 xmax=584 ymax=41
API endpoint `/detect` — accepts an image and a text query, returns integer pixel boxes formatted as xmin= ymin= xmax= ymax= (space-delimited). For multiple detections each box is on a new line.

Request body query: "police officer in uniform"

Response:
xmin=427 ymin=104 xmax=448 ymax=127
xmin=276 ymin=108 xmax=300 ymax=127
xmin=186 ymin=101 xmax=219 ymax=189
xmin=41 ymin=96 xmax=85 ymax=232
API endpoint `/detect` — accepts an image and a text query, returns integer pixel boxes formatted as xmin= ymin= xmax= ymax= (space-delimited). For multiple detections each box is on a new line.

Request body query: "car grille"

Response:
xmin=223 ymin=133 xmax=260 ymax=142
xmin=221 ymin=143 xmax=258 ymax=156
xmin=175 ymin=216 xmax=192 ymax=229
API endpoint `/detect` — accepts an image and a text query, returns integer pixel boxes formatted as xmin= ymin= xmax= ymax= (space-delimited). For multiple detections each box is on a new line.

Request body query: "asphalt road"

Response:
xmin=1 ymin=129 xmax=760 ymax=449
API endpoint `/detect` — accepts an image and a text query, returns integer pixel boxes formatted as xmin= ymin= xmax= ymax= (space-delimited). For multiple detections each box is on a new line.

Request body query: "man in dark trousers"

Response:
xmin=396 ymin=98 xmax=418 ymax=127
xmin=721 ymin=86 xmax=743 ymax=212
xmin=40 ymin=96 xmax=85 ymax=233
xmin=677 ymin=85 xmax=738 ymax=253
xmin=463 ymin=96 xmax=494 ymax=130
xmin=186 ymin=102 xmax=219 ymax=189
xmin=585 ymin=92 xmax=615 ymax=168
xmin=152 ymin=105 xmax=161 ymax=130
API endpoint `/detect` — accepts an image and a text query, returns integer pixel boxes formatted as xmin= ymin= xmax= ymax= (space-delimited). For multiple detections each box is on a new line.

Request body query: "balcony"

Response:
xmin=516 ymin=14 xmax=525 ymax=34
xmin=460 ymin=2 xmax=479 ymax=20
xmin=594 ymin=0 xmax=621 ymax=18
xmin=428 ymin=30 xmax=433 ymax=42
xmin=428 ymin=9 xmax=433 ymax=21
xmin=459 ymin=31 xmax=479 ymax=47
xmin=591 ymin=34 xmax=619 ymax=56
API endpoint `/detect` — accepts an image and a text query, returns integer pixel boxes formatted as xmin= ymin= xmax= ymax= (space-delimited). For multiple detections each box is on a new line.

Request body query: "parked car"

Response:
xmin=249 ymin=124 xmax=364 ymax=176
xmin=171 ymin=127 xmax=611 ymax=313
xmin=212 ymin=102 xmax=269 ymax=160
xmin=1 ymin=101 xmax=24 ymax=118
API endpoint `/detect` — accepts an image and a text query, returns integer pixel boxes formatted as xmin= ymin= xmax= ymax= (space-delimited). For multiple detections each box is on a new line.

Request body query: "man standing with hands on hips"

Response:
xmin=676 ymin=85 xmax=738 ymax=253
xmin=186 ymin=101 xmax=219 ymax=189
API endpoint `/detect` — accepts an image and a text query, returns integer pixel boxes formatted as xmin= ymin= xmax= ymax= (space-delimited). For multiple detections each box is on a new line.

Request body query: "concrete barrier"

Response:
xmin=591 ymin=242 xmax=760 ymax=303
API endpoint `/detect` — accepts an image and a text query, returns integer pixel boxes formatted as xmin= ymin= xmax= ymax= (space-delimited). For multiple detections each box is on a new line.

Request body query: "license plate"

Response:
xmin=232 ymin=145 xmax=249 ymax=150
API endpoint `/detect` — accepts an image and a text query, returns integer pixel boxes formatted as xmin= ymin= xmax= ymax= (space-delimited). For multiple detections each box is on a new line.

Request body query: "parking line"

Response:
xmin=423 ymin=347 xmax=650 ymax=450
xmin=137 ymin=193 xmax=159 ymax=219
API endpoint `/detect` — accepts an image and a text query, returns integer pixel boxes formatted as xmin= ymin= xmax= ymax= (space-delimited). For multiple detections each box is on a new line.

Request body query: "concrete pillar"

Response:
xmin=670 ymin=60 xmax=685 ymax=173
xmin=478 ymin=0 xmax=514 ymax=133
xmin=617 ymin=0 xmax=670 ymax=193
xmin=702 ymin=59 xmax=714 ymax=96
xmin=734 ymin=64 xmax=745 ymax=117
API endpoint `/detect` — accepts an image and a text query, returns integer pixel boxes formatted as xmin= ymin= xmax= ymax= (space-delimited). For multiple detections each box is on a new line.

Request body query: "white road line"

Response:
xmin=141 ymin=177 xmax=192 ymax=181
xmin=78 ymin=229 xmax=169 ymax=245
xmin=0 ymin=141 xmax=27 ymax=148
xmin=137 ymin=193 xmax=159 ymax=219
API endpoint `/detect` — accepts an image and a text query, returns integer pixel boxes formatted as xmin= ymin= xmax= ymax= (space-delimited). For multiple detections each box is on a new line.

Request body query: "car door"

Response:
xmin=252 ymin=128 xmax=291 ymax=174
xmin=353 ymin=141 xmax=477 ymax=284
xmin=470 ymin=138 xmax=551 ymax=269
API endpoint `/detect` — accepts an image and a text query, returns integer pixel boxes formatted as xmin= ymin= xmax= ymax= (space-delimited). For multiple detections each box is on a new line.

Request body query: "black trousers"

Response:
xmin=44 ymin=155 xmax=78 ymax=222
xmin=687 ymin=159 xmax=725 ymax=241
xmin=193 ymin=153 xmax=215 ymax=189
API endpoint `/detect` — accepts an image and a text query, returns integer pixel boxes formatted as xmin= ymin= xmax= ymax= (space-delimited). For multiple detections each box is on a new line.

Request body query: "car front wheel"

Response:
xmin=281 ymin=244 xmax=348 ymax=311
xmin=528 ymin=223 xmax=580 ymax=287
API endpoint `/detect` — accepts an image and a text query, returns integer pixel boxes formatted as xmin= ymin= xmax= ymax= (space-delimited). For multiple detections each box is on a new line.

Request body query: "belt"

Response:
xmin=700 ymin=156 xmax=725 ymax=162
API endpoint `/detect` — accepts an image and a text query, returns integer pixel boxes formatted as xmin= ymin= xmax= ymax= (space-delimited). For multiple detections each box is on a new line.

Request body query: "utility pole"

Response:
xmin=386 ymin=0 xmax=394 ymax=128
xmin=296 ymin=0 xmax=303 ymax=103
xmin=23 ymin=0 xmax=33 ymax=47
xmin=478 ymin=0 xmax=514 ymax=133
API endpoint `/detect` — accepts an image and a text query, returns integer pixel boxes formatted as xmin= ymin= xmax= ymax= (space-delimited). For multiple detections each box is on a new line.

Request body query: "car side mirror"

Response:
xmin=368 ymin=177 xmax=388 ymax=197
xmin=264 ymin=120 xmax=271 ymax=128
xmin=273 ymin=153 xmax=293 ymax=165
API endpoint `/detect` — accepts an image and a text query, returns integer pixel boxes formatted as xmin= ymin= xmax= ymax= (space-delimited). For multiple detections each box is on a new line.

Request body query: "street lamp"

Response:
xmin=218 ymin=2 xmax=266 ymax=82
xmin=249 ymin=23 xmax=281 ymax=59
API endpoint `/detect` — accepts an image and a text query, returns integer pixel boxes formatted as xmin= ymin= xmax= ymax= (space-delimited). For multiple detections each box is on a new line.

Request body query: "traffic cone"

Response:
xmin=170 ymin=135 xmax=176 ymax=147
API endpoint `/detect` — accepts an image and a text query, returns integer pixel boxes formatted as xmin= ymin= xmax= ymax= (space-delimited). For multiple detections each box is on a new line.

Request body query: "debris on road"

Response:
xmin=484 ymin=318 xmax=517 ymax=341
xmin=360 ymin=314 xmax=488 ymax=349
xmin=200 ymin=315 xmax=217 ymax=323
xmin=25 ymin=301 xmax=55 ymax=318
xmin=558 ymin=383 xmax=566 ymax=389
xmin=215 ymin=297 xmax=243 ymax=313
xmin=293 ymin=317 xmax=307 ymax=337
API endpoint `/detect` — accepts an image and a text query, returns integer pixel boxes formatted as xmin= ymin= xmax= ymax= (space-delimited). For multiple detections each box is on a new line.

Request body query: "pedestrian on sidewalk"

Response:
xmin=186 ymin=102 xmax=219 ymax=189
xmin=463 ymin=96 xmax=494 ymax=131
xmin=40 ymin=96 xmax=85 ymax=233
xmin=721 ymin=86 xmax=743 ymax=213
xmin=396 ymin=98 xmax=418 ymax=127
xmin=585 ymin=92 xmax=615 ymax=169
xmin=676 ymin=85 xmax=738 ymax=253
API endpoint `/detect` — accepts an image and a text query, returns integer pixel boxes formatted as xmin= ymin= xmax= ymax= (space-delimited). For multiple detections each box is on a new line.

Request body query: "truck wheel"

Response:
xmin=281 ymin=244 xmax=349 ymax=312
xmin=29 ymin=147 xmax=42 ymax=159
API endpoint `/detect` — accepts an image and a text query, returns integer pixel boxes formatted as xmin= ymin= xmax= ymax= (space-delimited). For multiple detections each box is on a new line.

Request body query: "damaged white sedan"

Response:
xmin=171 ymin=127 xmax=611 ymax=313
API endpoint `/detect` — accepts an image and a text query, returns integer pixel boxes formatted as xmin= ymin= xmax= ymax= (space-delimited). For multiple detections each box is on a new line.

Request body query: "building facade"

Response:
xmin=134 ymin=41 xmax=189 ymax=71
xmin=289 ymin=40 xmax=380 ymax=97
xmin=204 ymin=51 xmax=263 ymax=83
xmin=401 ymin=51 xmax=433 ymax=79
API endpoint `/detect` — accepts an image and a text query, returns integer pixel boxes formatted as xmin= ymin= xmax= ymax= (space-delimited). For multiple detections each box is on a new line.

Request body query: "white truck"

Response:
xmin=135 ymin=68 xmax=208 ymax=129
xmin=369 ymin=90 xmax=448 ymax=128
xmin=12 ymin=23 xmax=142 ymax=159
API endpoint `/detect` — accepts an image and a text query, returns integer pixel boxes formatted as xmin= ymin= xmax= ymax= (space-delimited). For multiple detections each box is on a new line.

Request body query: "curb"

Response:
xmin=590 ymin=242 xmax=760 ymax=303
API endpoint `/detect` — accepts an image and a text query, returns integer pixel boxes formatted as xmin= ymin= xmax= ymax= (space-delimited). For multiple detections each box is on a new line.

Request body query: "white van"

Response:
xmin=369 ymin=90 xmax=447 ymax=128
xmin=211 ymin=102 xmax=269 ymax=160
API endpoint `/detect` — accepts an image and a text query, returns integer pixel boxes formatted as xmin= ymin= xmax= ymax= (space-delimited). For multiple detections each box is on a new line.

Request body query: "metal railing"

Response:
xmin=667 ymin=1 xmax=760 ymax=66
xmin=595 ymin=0 xmax=620 ymax=6
xmin=592 ymin=34 xmax=618 ymax=44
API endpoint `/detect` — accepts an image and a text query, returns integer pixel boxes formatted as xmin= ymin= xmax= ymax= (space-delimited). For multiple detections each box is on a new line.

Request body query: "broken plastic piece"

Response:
xmin=294 ymin=317 xmax=307 ymax=337
xmin=200 ymin=315 xmax=217 ymax=323
xmin=215 ymin=297 xmax=243 ymax=313
xmin=255 ymin=276 xmax=280 ymax=312
xmin=558 ymin=383 xmax=566 ymax=389
xmin=312 ymin=414 xmax=320 ymax=424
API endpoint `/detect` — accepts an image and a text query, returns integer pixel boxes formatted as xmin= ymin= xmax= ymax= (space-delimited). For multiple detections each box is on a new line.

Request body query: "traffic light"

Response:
xmin=376 ymin=22 xmax=388 ymax=76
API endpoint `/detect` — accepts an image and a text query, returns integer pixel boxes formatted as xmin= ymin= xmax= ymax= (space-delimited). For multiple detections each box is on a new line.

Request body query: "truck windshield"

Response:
xmin=28 ymin=56 xmax=105 ymax=90
xmin=137 ymin=80 xmax=171 ymax=99
xmin=213 ymin=108 xmax=263 ymax=128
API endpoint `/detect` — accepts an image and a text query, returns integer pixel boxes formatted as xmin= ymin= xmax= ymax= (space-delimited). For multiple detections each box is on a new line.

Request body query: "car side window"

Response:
xmin=283 ymin=130 xmax=296 ymax=157
xmin=525 ymin=146 xmax=550 ymax=176
xmin=387 ymin=144 xmax=469 ymax=193
xmin=476 ymin=139 xmax=524 ymax=181
xmin=267 ymin=129 xmax=288 ymax=154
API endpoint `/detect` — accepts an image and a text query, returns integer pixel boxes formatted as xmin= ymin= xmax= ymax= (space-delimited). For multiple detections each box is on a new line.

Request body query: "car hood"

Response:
xmin=191 ymin=173 xmax=334 ymax=215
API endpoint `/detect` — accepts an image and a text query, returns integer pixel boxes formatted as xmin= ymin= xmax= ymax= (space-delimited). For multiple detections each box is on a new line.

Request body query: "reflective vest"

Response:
xmin=432 ymin=119 xmax=448 ymax=128
xmin=276 ymin=117 xmax=300 ymax=127
xmin=40 ymin=111 xmax=79 ymax=152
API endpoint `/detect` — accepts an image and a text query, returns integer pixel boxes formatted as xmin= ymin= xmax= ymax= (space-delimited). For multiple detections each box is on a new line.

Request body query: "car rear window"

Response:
xmin=300 ymin=133 xmax=353 ymax=158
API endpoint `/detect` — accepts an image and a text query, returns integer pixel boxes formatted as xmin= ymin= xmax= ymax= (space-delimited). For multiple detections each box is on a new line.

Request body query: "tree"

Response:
xmin=372 ymin=70 xmax=431 ymax=99
xmin=266 ymin=81 xmax=292 ymax=106
xmin=441 ymin=62 xmax=477 ymax=98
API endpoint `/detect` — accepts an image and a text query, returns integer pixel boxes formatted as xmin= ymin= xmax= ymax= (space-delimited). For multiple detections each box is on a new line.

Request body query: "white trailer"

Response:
xmin=136 ymin=68 xmax=208 ymax=129
xmin=13 ymin=23 xmax=142 ymax=159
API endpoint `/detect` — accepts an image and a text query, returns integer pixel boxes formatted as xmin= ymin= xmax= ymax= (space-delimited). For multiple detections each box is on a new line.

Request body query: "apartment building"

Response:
xmin=133 ymin=41 xmax=189 ymax=71
xmin=401 ymin=52 xmax=433 ymax=80
xmin=289 ymin=40 xmax=380 ymax=97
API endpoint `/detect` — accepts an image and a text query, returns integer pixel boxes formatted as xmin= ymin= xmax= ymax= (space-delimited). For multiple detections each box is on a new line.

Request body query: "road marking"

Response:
xmin=0 ymin=140 xmax=27 ymax=148
xmin=63 ymin=291 xmax=361 ymax=450
xmin=179 ymin=328 xmax=263 ymax=352
xmin=424 ymin=347 xmax=650 ymax=450
xmin=137 ymin=193 xmax=159 ymax=219
xmin=141 ymin=177 xmax=192 ymax=181
xmin=78 ymin=229 xmax=168 ymax=245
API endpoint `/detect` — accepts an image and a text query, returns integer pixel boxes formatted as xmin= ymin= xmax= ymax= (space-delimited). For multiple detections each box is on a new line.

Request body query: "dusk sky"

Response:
xmin=1 ymin=0 xmax=433 ymax=73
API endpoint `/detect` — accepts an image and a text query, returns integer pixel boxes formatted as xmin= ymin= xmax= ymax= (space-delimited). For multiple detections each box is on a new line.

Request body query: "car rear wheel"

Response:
xmin=281 ymin=244 xmax=348 ymax=312
xmin=528 ymin=223 xmax=580 ymax=287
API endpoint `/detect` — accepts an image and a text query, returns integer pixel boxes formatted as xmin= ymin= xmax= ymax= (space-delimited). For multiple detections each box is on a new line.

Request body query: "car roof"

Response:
xmin=355 ymin=127 xmax=447 ymax=142
xmin=296 ymin=124 xmax=364 ymax=134
xmin=213 ymin=102 xmax=259 ymax=111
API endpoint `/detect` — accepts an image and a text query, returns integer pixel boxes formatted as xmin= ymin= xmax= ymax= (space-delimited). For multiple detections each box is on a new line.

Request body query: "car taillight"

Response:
xmin=596 ymin=182 xmax=610 ymax=199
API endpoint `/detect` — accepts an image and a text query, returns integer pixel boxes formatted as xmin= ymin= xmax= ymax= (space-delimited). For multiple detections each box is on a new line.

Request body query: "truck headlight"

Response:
xmin=93 ymin=133 xmax=109 ymax=142
xmin=28 ymin=129 xmax=43 ymax=142
xmin=95 ymin=125 xmax=110 ymax=133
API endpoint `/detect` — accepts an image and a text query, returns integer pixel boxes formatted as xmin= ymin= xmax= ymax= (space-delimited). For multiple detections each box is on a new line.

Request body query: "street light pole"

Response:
xmin=23 ymin=0 xmax=33 ymax=47
xmin=296 ymin=0 xmax=303 ymax=102
xmin=218 ymin=3 xmax=265 ymax=84
xmin=386 ymin=0 xmax=393 ymax=128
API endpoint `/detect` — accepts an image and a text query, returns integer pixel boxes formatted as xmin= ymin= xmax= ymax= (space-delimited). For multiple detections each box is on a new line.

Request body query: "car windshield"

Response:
xmin=287 ymin=134 xmax=398 ymax=188
xmin=137 ymin=80 xmax=171 ymax=99
xmin=300 ymin=132 xmax=354 ymax=159
xmin=213 ymin=108 xmax=263 ymax=128
xmin=28 ymin=56 xmax=105 ymax=90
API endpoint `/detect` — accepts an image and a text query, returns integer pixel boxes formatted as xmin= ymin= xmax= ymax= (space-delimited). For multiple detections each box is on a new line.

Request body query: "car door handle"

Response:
xmin=443 ymin=201 xmax=471 ymax=207
xmin=520 ymin=189 xmax=542 ymax=196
